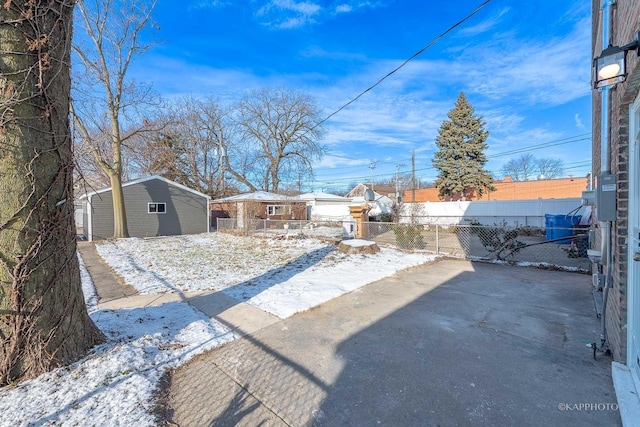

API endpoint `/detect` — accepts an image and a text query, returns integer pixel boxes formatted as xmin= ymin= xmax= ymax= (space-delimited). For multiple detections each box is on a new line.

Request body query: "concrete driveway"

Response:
xmin=159 ymin=259 xmax=620 ymax=426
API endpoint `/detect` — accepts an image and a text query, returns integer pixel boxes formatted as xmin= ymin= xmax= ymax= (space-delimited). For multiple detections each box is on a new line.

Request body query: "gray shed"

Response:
xmin=80 ymin=176 xmax=210 ymax=241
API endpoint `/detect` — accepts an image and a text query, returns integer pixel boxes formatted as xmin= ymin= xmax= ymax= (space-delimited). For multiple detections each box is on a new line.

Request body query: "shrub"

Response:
xmin=379 ymin=213 xmax=394 ymax=223
xmin=391 ymin=224 xmax=425 ymax=249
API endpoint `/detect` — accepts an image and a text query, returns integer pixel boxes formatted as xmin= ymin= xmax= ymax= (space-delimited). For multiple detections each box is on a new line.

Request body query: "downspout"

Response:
xmin=87 ymin=194 xmax=93 ymax=242
xmin=599 ymin=0 xmax=615 ymax=350
xmin=207 ymin=197 xmax=211 ymax=233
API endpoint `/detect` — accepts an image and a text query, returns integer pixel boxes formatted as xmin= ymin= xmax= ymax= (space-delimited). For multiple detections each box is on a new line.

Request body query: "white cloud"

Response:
xmin=461 ymin=16 xmax=593 ymax=107
xmin=574 ymin=113 xmax=585 ymax=129
xmin=318 ymin=94 xmax=444 ymax=149
xmin=465 ymin=107 xmax=571 ymax=174
xmin=315 ymin=153 xmax=371 ymax=168
xmin=335 ymin=4 xmax=352 ymax=13
xmin=256 ymin=0 xmax=322 ymax=28
xmin=299 ymin=45 xmax=368 ymax=61
xmin=480 ymin=109 xmax=525 ymax=136
xmin=188 ymin=0 xmax=230 ymax=10
xmin=458 ymin=7 xmax=510 ymax=36
xmin=130 ymin=60 xmax=247 ymax=96
xmin=334 ymin=2 xmax=384 ymax=14
xmin=277 ymin=16 xmax=309 ymax=29
xmin=276 ymin=0 xmax=321 ymax=15
xmin=255 ymin=0 xmax=385 ymax=29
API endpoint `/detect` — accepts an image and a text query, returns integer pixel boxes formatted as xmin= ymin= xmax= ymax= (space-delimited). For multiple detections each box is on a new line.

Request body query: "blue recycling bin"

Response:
xmin=545 ymin=214 xmax=582 ymax=244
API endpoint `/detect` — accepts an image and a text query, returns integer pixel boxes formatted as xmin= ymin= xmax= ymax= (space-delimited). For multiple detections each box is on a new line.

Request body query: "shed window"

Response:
xmin=267 ymin=205 xmax=290 ymax=216
xmin=148 ymin=202 xmax=166 ymax=214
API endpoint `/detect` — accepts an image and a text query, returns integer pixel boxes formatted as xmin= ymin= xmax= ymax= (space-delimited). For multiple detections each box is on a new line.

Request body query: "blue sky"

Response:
xmin=132 ymin=0 xmax=592 ymax=192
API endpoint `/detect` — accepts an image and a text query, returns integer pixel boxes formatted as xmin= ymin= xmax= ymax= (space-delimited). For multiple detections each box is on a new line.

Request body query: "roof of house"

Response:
xmin=345 ymin=183 xmax=394 ymax=199
xmin=79 ymin=175 xmax=211 ymax=201
xmin=212 ymin=191 xmax=302 ymax=203
xmin=297 ymin=191 xmax=350 ymax=201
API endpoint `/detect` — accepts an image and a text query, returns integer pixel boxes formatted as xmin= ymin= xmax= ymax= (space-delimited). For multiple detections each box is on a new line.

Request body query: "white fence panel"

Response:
xmin=309 ymin=204 xmax=351 ymax=220
xmin=401 ymin=198 xmax=585 ymax=227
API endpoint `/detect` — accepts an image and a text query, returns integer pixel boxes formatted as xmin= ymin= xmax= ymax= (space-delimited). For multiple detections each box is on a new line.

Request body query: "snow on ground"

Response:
xmin=78 ymin=253 xmax=99 ymax=312
xmin=225 ymin=243 xmax=432 ymax=318
xmin=97 ymin=233 xmax=435 ymax=318
xmin=0 ymin=256 xmax=236 ymax=427
xmin=94 ymin=233 xmax=330 ymax=294
xmin=0 ymin=232 xmax=436 ymax=426
xmin=467 ymin=256 xmax=585 ymax=273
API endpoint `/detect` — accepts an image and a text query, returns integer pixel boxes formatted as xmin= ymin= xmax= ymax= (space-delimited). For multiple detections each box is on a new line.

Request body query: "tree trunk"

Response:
xmin=109 ymin=171 xmax=130 ymax=238
xmin=108 ymin=102 xmax=129 ymax=239
xmin=0 ymin=0 xmax=104 ymax=385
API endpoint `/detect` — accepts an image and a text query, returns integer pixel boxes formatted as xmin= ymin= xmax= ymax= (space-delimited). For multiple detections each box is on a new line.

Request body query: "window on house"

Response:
xmin=266 ymin=205 xmax=291 ymax=216
xmin=148 ymin=202 xmax=166 ymax=214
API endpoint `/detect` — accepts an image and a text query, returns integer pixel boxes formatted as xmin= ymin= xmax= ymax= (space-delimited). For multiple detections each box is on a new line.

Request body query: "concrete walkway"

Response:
xmin=77 ymin=242 xmax=137 ymax=302
xmin=157 ymin=259 xmax=621 ymax=426
xmin=77 ymin=241 xmax=280 ymax=338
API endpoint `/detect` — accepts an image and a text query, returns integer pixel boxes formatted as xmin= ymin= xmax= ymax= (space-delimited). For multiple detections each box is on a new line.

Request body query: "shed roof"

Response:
xmin=79 ymin=175 xmax=211 ymax=201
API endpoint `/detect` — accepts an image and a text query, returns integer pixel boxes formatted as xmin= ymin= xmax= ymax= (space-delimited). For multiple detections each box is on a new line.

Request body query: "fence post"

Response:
xmin=436 ymin=225 xmax=440 ymax=254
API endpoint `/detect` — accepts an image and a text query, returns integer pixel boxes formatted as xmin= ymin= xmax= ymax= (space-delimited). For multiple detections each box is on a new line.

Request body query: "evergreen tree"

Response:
xmin=432 ymin=92 xmax=494 ymax=200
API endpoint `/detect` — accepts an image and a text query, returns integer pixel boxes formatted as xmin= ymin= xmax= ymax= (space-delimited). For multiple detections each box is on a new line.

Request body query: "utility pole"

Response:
xmin=219 ymin=146 xmax=227 ymax=196
xmin=411 ymin=150 xmax=416 ymax=203
xmin=369 ymin=160 xmax=378 ymax=192
xmin=395 ymin=163 xmax=405 ymax=203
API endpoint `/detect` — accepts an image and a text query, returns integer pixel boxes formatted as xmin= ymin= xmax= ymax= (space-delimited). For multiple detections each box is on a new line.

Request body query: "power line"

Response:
xmin=488 ymin=134 xmax=592 ymax=158
xmin=312 ymin=133 xmax=592 ymax=178
xmin=312 ymin=153 xmax=591 ymax=186
xmin=312 ymin=0 xmax=491 ymax=131
xmin=311 ymin=158 xmax=593 ymax=187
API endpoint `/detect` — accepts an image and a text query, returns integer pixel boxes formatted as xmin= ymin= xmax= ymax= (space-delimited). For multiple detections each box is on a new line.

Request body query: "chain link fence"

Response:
xmin=363 ymin=221 xmax=590 ymax=271
xmin=216 ymin=218 xmax=591 ymax=271
xmin=217 ymin=218 xmax=354 ymax=241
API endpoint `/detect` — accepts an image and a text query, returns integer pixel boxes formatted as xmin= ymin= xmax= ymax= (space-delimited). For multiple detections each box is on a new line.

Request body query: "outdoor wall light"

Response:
xmin=594 ymin=32 xmax=640 ymax=88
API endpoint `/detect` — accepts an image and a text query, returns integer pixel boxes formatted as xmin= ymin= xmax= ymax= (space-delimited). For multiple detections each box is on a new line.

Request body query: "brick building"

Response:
xmin=403 ymin=176 xmax=588 ymax=203
xmin=592 ymin=0 xmax=640 ymax=413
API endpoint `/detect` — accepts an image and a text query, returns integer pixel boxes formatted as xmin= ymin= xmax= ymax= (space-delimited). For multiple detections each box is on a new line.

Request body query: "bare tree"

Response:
xmin=390 ymin=201 xmax=404 ymax=223
xmin=132 ymin=131 xmax=189 ymax=184
xmin=134 ymin=89 xmax=325 ymax=195
xmin=0 ymin=0 xmax=104 ymax=385
xmin=536 ymin=157 xmax=565 ymax=179
xmin=501 ymin=153 xmax=536 ymax=181
xmin=71 ymin=0 xmax=162 ymax=238
xmin=133 ymin=96 xmax=235 ymax=197
xmin=73 ymin=126 xmax=140 ymax=193
xmin=501 ymin=154 xmax=565 ymax=180
xmin=73 ymin=135 xmax=111 ymax=191
xmin=234 ymin=88 xmax=325 ymax=192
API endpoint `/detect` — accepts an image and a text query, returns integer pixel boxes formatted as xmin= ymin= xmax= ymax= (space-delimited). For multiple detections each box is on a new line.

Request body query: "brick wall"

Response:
xmin=403 ymin=177 xmax=588 ymax=203
xmin=592 ymin=0 xmax=640 ymax=362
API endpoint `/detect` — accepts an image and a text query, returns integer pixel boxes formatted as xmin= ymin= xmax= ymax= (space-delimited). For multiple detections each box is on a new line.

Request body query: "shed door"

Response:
xmin=629 ymin=95 xmax=640 ymax=387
